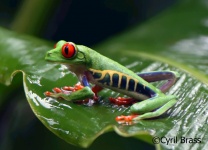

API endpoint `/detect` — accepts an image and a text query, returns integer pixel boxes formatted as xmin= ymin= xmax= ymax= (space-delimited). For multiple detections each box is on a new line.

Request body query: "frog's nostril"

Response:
xmin=47 ymin=52 xmax=52 ymax=56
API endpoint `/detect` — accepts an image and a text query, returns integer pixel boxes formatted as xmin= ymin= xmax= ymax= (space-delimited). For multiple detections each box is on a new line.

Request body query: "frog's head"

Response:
xmin=45 ymin=40 xmax=89 ymax=65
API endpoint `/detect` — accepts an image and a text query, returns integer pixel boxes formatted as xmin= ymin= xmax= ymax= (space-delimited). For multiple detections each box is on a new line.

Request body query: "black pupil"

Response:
xmin=64 ymin=46 xmax=69 ymax=55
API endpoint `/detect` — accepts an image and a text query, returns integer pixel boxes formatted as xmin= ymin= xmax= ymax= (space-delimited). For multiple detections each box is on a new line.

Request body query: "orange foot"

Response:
xmin=44 ymin=83 xmax=84 ymax=97
xmin=44 ymin=83 xmax=98 ymax=104
xmin=115 ymin=114 xmax=138 ymax=122
xmin=62 ymin=83 xmax=84 ymax=92
xmin=109 ymin=97 xmax=137 ymax=106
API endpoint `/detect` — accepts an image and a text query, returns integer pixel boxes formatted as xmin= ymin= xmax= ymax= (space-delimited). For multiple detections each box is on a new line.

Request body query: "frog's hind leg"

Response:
xmin=131 ymin=95 xmax=177 ymax=120
xmin=116 ymin=95 xmax=177 ymax=122
xmin=137 ymin=71 xmax=180 ymax=93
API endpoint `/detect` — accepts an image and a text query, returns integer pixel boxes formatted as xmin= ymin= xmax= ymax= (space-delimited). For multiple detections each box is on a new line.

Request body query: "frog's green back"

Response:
xmin=78 ymin=45 xmax=163 ymax=96
xmin=78 ymin=45 xmax=138 ymax=78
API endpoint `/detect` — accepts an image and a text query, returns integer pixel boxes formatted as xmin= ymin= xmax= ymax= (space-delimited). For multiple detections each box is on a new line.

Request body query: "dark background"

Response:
xmin=0 ymin=0 xmax=177 ymax=45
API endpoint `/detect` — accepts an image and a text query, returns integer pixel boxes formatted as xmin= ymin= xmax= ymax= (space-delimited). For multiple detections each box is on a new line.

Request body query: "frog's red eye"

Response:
xmin=61 ymin=42 xmax=77 ymax=58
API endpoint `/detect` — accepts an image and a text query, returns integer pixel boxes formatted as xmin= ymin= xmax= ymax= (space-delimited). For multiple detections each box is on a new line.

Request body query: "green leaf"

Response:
xmin=1 ymin=0 xmax=208 ymax=149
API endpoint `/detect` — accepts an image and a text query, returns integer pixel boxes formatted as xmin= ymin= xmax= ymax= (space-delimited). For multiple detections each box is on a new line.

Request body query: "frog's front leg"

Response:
xmin=45 ymin=85 xmax=94 ymax=101
xmin=44 ymin=75 xmax=94 ymax=102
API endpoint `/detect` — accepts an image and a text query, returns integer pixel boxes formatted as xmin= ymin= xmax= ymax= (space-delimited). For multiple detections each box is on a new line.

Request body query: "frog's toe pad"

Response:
xmin=44 ymin=91 xmax=53 ymax=96
xmin=62 ymin=83 xmax=84 ymax=92
xmin=115 ymin=114 xmax=138 ymax=122
xmin=53 ymin=87 xmax=62 ymax=93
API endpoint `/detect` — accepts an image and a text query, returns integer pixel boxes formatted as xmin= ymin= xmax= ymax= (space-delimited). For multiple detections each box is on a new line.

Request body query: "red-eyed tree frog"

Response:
xmin=45 ymin=40 xmax=180 ymax=122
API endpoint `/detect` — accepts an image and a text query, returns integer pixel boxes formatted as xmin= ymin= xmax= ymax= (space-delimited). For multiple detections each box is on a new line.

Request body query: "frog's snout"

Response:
xmin=45 ymin=51 xmax=52 ymax=60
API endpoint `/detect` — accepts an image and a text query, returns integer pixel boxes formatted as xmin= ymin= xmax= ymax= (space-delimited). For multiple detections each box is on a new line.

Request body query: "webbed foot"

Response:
xmin=44 ymin=83 xmax=95 ymax=103
xmin=44 ymin=83 xmax=84 ymax=98
xmin=115 ymin=114 xmax=139 ymax=124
